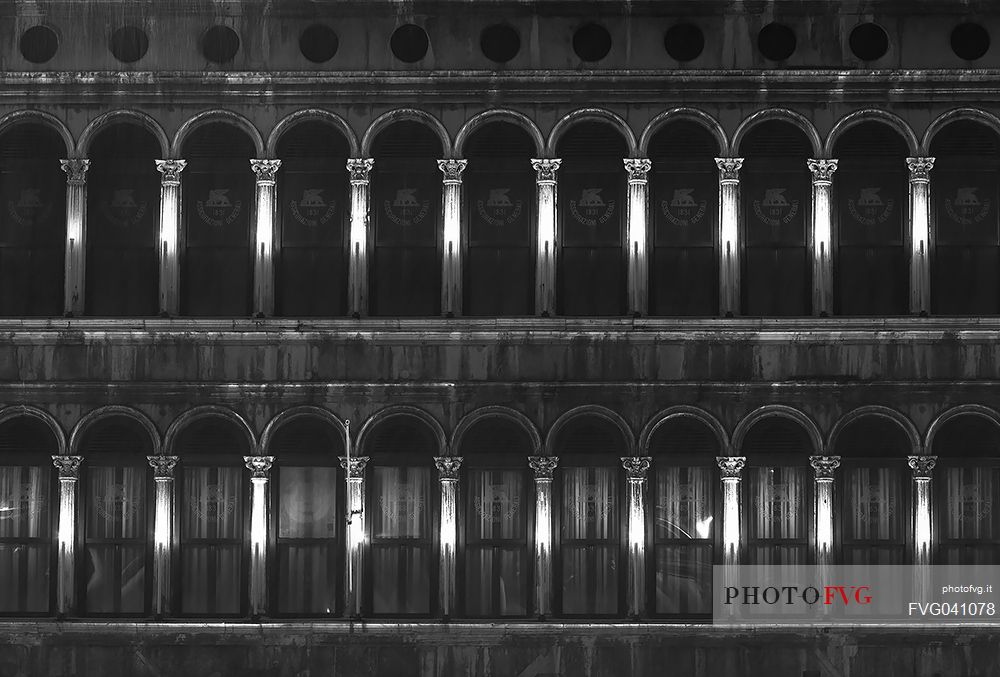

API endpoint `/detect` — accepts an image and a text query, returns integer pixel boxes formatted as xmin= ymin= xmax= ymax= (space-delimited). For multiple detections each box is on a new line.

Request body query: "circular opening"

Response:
xmin=573 ymin=23 xmax=612 ymax=62
xmin=202 ymin=25 xmax=240 ymax=64
xmin=109 ymin=26 xmax=149 ymax=63
xmin=20 ymin=25 xmax=58 ymax=64
xmin=390 ymin=24 xmax=429 ymax=63
xmin=299 ymin=24 xmax=338 ymax=63
xmin=664 ymin=23 xmax=705 ymax=62
xmin=480 ymin=23 xmax=521 ymax=63
xmin=757 ymin=22 xmax=796 ymax=61
xmin=952 ymin=22 xmax=990 ymax=61
xmin=849 ymin=22 xmax=888 ymax=61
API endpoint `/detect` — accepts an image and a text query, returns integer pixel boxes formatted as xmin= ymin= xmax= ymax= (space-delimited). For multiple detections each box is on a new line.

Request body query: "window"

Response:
xmin=0 ymin=416 xmax=56 ymax=614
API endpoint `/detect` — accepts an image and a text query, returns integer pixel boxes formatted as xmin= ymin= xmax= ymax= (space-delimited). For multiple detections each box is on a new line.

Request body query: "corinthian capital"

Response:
xmin=250 ymin=159 xmax=282 ymax=183
xmin=244 ymin=455 xmax=275 ymax=479
xmin=809 ymin=455 xmax=841 ymax=480
xmin=717 ymin=456 xmax=746 ymax=479
xmin=528 ymin=455 xmax=559 ymax=479
xmin=437 ymin=159 xmax=468 ymax=184
xmin=906 ymin=157 xmax=935 ymax=182
xmin=623 ymin=158 xmax=652 ymax=183
xmin=347 ymin=158 xmax=374 ymax=184
xmin=148 ymin=455 xmax=179 ymax=479
xmin=807 ymin=159 xmax=838 ymax=183
xmin=621 ymin=456 xmax=651 ymax=479
xmin=715 ymin=157 xmax=743 ymax=182
xmin=531 ymin=159 xmax=561 ymax=183
xmin=908 ymin=455 xmax=937 ymax=480
xmin=52 ymin=455 xmax=83 ymax=479
xmin=434 ymin=456 xmax=463 ymax=480
xmin=155 ymin=159 xmax=187 ymax=184
xmin=339 ymin=455 xmax=369 ymax=478
xmin=60 ymin=159 xmax=90 ymax=184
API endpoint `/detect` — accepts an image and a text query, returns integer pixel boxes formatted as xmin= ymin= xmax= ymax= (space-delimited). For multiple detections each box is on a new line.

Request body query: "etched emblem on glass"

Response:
xmin=752 ymin=187 xmax=800 ymax=226
xmin=0 ymin=483 xmax=44 ymax=520
xmin=569 ymin=188 xmax=616 ymax=226
xmin=290 ymin=188 xmax=336 ymax=226
xmin=945 ymin=186 xmax=992 ymax=225
xmin=847 ymin=186 xmax=894 ymax=225
xmin=383 ymin=188 xmax=430 ymax=226
xmin=189 ymin=484 xmax=237 ymax=519
xmin=565 ymin=484 xmax=615 ymax=521
xmin=957 ymin=483 xmax=993 ymax=522
xmin=856 ymin=484 xmax=895 ymax=522
xmin=473 ymin=484 xmax=520 ymax=523
xmin=196 ymin=188 xmax=243 ymax=226
xmin=476 ymin=188 xmax=523 ymax=226
xmin=95 ymin=483 xmax=141 ymax=521
xmin=7 ymin=188 xmax=52 ymax=227
xmin=100 ymin=188 xmax=148 ymax=228
xmin=662 ymin=188 xmax=707 ymax=227
xmin=379 ymin=485 xmax=426 ymax=519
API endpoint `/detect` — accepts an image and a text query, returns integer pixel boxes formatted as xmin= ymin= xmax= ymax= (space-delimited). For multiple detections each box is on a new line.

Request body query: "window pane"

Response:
xmin=277 ymin=543 xmax=336 ymax=614
xmin=279 ymin=467 xmax=337 ymax=539
xmin=0 ymin=544 xmax=49 ymax=612
xmin=655 ymin=544 xmax=712 ymax=614
xmin=561 ymin=545 xmax=617 ymax=614
xmin=468 ymin=469 xmax=524 ymax=541
xmin=372 ymin=545 xmax=430 ymax=614
xmin=183 ymin=467 xmax=242 ymax=539
xmin=562 ymin=467 xmax=617 ymax=540
xmin=465 ymin=547 xmax=527 ymax=616
xmin=0 ymin=465 xmax=49 ymax=613
xmin=371 ymin=466 xmax=432 ymax=614
xmin=655 ymin=467 xmax=713 ymax=540
xmin=562 ymin=467 xmax=618 ymax=614
xmin=372 ymin=467 xmax=430 ymax=539
xmin=181 ymin=466 xmax=242 ymax=614
xmin=844 ymin=467 xmax=903 ymax=541
xmin=181 ymin=544 xmax=241 ymax=614
xmin=0 ymin=466 xmax=48 ymax=538
xmin=87 ymin=466 xmax=145 ymax=539
xmin=942 ymin=467 xmax=1000 ymax=541
xmin=85 ymin=544 xmax=145 ymax=613
xmin=748 ymin=466 xmax=805 ymax=540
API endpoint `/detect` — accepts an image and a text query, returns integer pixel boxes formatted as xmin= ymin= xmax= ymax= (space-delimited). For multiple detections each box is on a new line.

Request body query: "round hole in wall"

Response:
xmin=664 ymin=23 xmax=705 ymax=62
xmin=20 ymin=25 xmax=58 ymax=64
xmin=390 ymin=24 xmax=429 ymax=63
xmin=849 ymin=22 xmax=888 ymax=61
xmin=757 ymin=22 xmax=796 ymax=61
xmin=573 ymin=23 xmax=612 ymax=62
xmin=202 ymin=25 xmax=240 ymax=64
xmin=481 ymin=24 xmax=520 ymax=63
xmin=110 ymin=26 xmax=149 ymax=63
xmin=952 ymin=22 xmax=990 ymax=61
xmin=299 ymin=24 xmax=339 ymax=63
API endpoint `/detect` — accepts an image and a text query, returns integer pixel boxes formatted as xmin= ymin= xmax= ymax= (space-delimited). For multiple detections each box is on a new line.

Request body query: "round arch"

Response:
xmin=451 ymin=405 xmax=543 ymax=455
xmin=638 ymin=405 xmax=729 ymax=456
xmin=171 ymin=109 xmax=265 ymax=159
xmin=925 ymin=404 xmax=1000 ymax=453
xmin=355 ymin=405 xmax=449 ymax=457
xmin=360 ymin=109 xmax=452 ymax=158
xmin=921 ymin=108 xmax=1000 ymax=155
xmin=266 ymin=109 xmax=360 ymax=158
xmin=68 ymin=405 xmax=162 ymax=457
xmin=77 ymin=110 xmax=170 ymax=158
xmin=162 ymin=405 xmax=257 ymax=456
xmin=544 ymin=405 xmax=635 ymax=457
xmin=731 ymin=405 xmax=823 ymax=456
xmin=825 ymin=109 xmax=919 ymax=157
xmin=259 ymin=405 xmax=348 ymax=454
xmin=731 ymin=108 xmax=823 ymax=158
xmin=0 ymin=405 xmax=67 ymax=456
xmin=639 ymin=108 xmax=728 ymax=158
xmin=454 ymin=109 xmax=546 ymax=158
xmin=0 ymin=110 xmax=74 ymax=157
xmin=546 ymin=108 xmax=639 ymax=158
xmin=827 ymin=405 xmax=921 ymax=456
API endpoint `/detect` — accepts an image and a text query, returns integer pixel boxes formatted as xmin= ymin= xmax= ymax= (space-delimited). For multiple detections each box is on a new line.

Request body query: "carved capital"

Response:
xmin=810 ymin=455 xmax=841 ymax=480
xmin=52 ymin=455 xmax=83 ymax=479
xmin=347 ymin=158 xmax=374 ymax=184
xmin=147 ymin=455 xmax=179 ymax=479
xmin=908 ymin=455 xmax=937 ymax=480
xmin=623 ymin=158 xmax=652 ymax=183
xmin=715 ymin=157 xmax=743 ymax=182
xmin=807 ymin=159 xmax=839 ymax=183
xmin=434 ymin=456 xmax=463 ymax=480
xmin=531 ymin=158 xmax=561 ymax=183
xmin=250 ymin=159 xmax=282 ymax=184
xmin=528 ymin=455 xmax=559 ymax=479
xmin=339 ymin=455 xmax=369 ymax=479
xmin=244 ymin=455 xmax=275 ymax=479
xmin=717 ymin=456 xmax=746 ymax=479
xmin=906 ymin=157 xmax=935 ymax=182
xmin=621 ymin=456 xmax=652 ymax=480
xmin=60 ymin=159 xmax=90 ymax=184
xmin=437 ymin=159 xmax=468 ymax=184
xmin=155 ymin=159 xmax=187 ymax=184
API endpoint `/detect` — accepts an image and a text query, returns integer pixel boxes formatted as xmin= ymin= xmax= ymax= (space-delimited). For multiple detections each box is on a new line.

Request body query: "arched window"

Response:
xmin=180 ymin=123 xmax=255 ymax=316
xmin=554 ymin=415 xmax=624 ymax=616
xmin=0 ymin=123 xmax=66 ymax=316
xmin=268 ymin=416 xmax=344 ymax=616
xmin=370 ymin=122 xmax=443 ymax=316
xmin=275 ymin=122 xmax=350 ymax=316
xmin=741 ymin=417 xmax=812 ymax=564
xmin=556 ymin=123 xmax=627 ymax=316
xmin=463 ymin=123 xmax=536 ymax=316
xmin=365 ymin=415 xmax=438 ymax=615
xmin=739 ymin=121 xmax=812 ymax=316
xmin=930 ymin=121 xmax=1000 ymax=315
xmin=175 ymin=416 xmax=250 ymax=616
xmin=833 ymin=416 xmax=910 ymax=564
xmin=79 ymin=416 xmax=154 ymax=614
xmin=458 ymin=417 xmax=532 ymax=617
xmin=647 ymin=121 xmax=719 ymax=316
xmin=648 ymin=416 xmax=718 ymax=617
xmin=834 ymin=122 xmax=908 ymax=315
xmin=0 ymin=416 xmax=57 ymax=614
xmin=933 ymin=414 xmax=1000 ymax=564
xmin=86 ymin=123 xmax=160 ymax=316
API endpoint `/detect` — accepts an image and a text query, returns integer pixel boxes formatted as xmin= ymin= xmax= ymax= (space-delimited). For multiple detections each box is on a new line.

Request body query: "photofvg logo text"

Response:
xmin=724 ymin=585 xmax=872 ymax=606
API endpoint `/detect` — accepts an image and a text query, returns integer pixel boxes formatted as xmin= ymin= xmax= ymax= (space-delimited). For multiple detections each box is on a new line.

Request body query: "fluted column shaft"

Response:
xmin=529 ymin=455 xmax=558 ymax=617
xmin=148 ymin=455 xmax=178 ymax=616
xmin=435 ymin=456 xmax=462 ymax=616
xmin=716 ymin=158 xmax=743 ymax=316
xmin=251 ymin=159 xmax=281 ymax=317
xmin=61 ymin=159 xmax=90 ymax=316
xmin=52 ymin=455 xmax=83 ymax=615
xmin=624 ymin=159 xmax=652 ymax=316
xmin=438 ymin=160 xmax=468 ymax=317
xmin=339 ymin=455 xmax=369 ymax=617
xmin=622 ymin=456 xmax=651 ymax=617
xmin=155 ymin=160 xmax=186 ymax=316
xmin=908 ymin=157 xmax=935 ymax=315
xmin=808 ymin=159 xmax=838 ymax=316
xmin=810 ymin=455 xmax=841 ymax=566
xmin=245 ymin=455 xmax=274 ymax=616
xmin=532 ymin=159 xmax=561 ymax=316
xmin=347 ymin=159 xmax=374 ymax=316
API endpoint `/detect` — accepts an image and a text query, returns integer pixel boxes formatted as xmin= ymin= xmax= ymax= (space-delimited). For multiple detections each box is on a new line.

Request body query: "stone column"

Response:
xmin=717 ymin=456 xmax=745 ymax=566
xmin=810 ymin=455 xmax=841 ymax=566
xmin=715 ymin=158 xmax=743 ymax=317
xmin=250 ymin=159 xmax=281 ymax=317
xmin=532 ymin=159 xmax=561 ymax=316
xmin=438 ymin=159 xmax=468 ymax=317
xmin=909 ymin=455 xmax=937 ymax=565
xmin=244 ymin=455 xmax=274 ymax=617
xmin=148 ymin=455 xmax=179 ymax=617
xmin=60 ymin=159 xmax=90 ymax=316
xmin=339 ymin=454 xmax=368 ymax=617
xmin=808 ymin=159 xmax=838 ymax=316
xmin=155 ymin=160 xmax=186 ymax=316
xmin=622 ymin=456 xmax=651 ymax=618
xmin=624 ymin=159 xmax=652 ymax=317
xmin=435 ymin=456 xmax=462 ymax=617
xmin=52 ymin=454 xmax=83 ymax=615
xmin=907 ymin=157 xmax=935 ymax=315
xmin=347 ymin=159 xmax=374 ymax=317
xmin=529 ymin=455 xmax=558 ymax=617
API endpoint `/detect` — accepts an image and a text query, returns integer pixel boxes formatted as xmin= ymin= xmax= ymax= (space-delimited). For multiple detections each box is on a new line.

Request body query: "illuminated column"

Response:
xmin=60 ymin=159 xmax=90 ymax=316
xmin=624 ymin=159 xmax=652 ymax=316
xmin=529 ymin=455 xmax=558 ymax=617
xmin=339 ymin=454 xmax=368 ymax=617
xmin=347 ymin=159 xmax=374 ymax=317
xmin=717 ymin=456 xmax=745 ymax=567
xmin=715 ymin=158 xmax=743 ymax=317
xmin=435 ymin=456 xmax=462 ymax=617
xmin=622 ymin=456 xmax=651 ymax=618
xmin=52 ymin=454 xmax=83 ymax=615
xmin=438 ymin=160 xmax=468 ymax=317
xmin=244 ymin=455 xmax=274 ymax=617
xmin=250 ymin=159 xmax=281 ymax=317
xmin=147 ymin=455 xmax=178 ymax=617
xmin=155 ymin=160 xmax=186 ymax=316
xmin=909 ymin=455 xmax=937 ymax=565
xmin=532 ymin=159 xmax=561 ymax=316
xmin=808 ymin=159 xmax=838 ymax=316
xmin=810 ymin=455 xmax=840 ymax=566
xmin=907 ymin=157 xmax=935 ymax=315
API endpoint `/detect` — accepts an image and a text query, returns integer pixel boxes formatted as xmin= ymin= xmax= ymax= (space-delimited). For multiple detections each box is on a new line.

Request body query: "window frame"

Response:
xmin=933 ymin=454 xmax=1000 ymax=565
xmin=835 ymin=456 xmax=911 ymax=565
xmin=741 ymin=454 xmax=814 ymax=566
